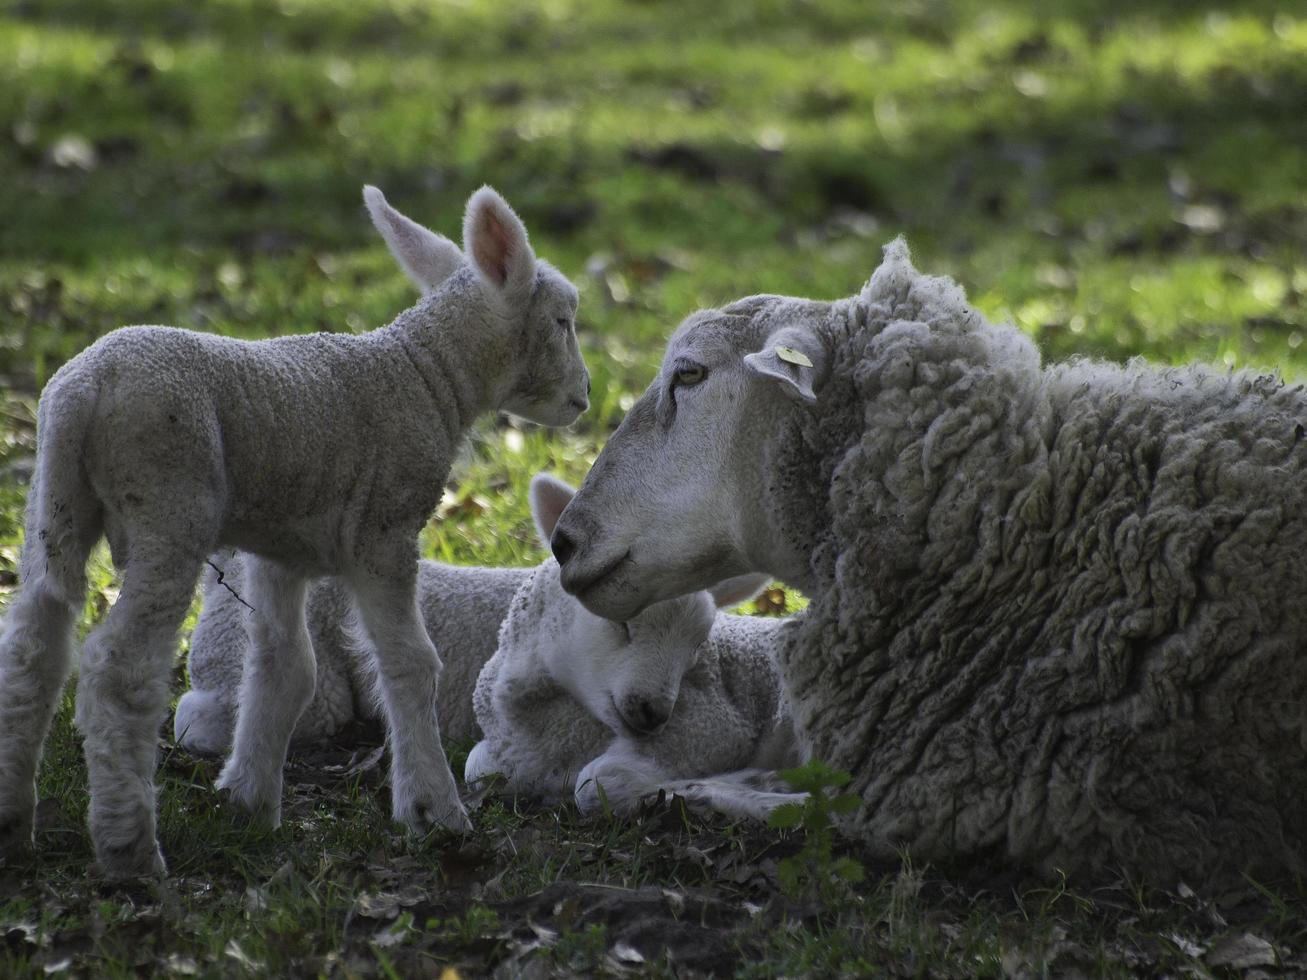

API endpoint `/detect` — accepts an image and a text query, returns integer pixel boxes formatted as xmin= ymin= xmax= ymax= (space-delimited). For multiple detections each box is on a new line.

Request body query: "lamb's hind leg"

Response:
xmin=215 ymin=558 xmax=314 ymax=826
xmin=75 ymin=543 xmax=203 ymax=878
xmin=349 ymin=568 xmax=471 ymax=833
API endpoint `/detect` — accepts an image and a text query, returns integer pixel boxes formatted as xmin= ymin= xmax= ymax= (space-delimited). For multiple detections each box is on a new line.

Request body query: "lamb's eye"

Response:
xmin=673 ymin=363 xmax=706 ymax=387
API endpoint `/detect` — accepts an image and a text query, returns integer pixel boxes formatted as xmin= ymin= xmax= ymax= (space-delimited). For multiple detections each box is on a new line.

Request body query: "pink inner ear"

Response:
xmin=474 ymin=207 xmax=513 ymax=286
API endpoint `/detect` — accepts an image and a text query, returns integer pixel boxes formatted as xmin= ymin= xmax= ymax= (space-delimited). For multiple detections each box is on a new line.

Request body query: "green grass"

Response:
xmin=1 ymin=0 xmax=1306 ymax=975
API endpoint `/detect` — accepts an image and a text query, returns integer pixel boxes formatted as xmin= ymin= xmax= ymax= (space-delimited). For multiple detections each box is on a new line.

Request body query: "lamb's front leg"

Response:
xmin=576 ymin=742 xmax=808 ymax=822
xmin=215 ymin=558 xmax=315 ymax=826
xmin=349 ymin=569 xmax=471 ymax=833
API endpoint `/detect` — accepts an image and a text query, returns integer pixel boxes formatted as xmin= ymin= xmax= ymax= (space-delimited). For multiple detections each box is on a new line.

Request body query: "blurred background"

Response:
xmin=0 ymin=0 xmax=1303 ymax=582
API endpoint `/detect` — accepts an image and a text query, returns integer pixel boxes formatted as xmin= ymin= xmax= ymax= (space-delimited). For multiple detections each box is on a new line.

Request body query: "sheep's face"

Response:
xmin=364 ymin=183 xmax=589 ymax=428
xmin=538 ymin=565 xmax=716 ymax=737
xmin=501 ymin=263 xmax=589 ymax=427
xmin=520 ymin=474 xmax=769 ymax=737
xmin=552 ymin=297 xmax=830 ymax=620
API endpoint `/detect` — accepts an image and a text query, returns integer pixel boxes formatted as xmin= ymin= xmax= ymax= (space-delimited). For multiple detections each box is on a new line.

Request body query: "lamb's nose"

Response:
xmin=551 ymin=528 xmax=577 ymax=567
xmin=627 ymin=698 xmax=670 ymax=735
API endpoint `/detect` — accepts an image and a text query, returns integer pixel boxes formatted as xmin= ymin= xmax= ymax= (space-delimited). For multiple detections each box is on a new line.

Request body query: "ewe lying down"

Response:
xmin=178 ymin=474 xmax=802 ymax=818
xmin=0 ymin=184 xmax=589 ymax=878
xmin=554 ymin=239 xmax=1307 ymax=886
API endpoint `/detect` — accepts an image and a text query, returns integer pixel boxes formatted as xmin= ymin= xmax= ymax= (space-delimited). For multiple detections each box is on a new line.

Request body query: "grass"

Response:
xmin=1 ymin=0 xmax=1305 ymax=975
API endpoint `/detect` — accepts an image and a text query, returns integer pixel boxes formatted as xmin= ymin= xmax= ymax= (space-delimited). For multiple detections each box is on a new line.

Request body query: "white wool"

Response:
xmin=0 ymin=185 xmax=588 ymax=878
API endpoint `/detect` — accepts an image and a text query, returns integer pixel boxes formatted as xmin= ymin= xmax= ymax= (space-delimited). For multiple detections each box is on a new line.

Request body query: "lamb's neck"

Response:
xmin=381 ymin=292 xmax=512 ymax=440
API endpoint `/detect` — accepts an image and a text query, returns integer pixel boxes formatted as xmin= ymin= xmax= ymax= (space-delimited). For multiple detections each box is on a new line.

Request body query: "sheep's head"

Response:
xmin=507 ymin=475 xmax=767 ymax=737
xmin=363 ymin=184 xmax=589 ymax=427
xmin=550 ymin=295 xmax=832 ymax=620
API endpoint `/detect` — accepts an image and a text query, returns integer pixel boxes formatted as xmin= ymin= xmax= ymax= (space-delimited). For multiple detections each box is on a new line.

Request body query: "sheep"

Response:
xmin=179 ymin=473 xmax=799 ymax=821
xmin=550 ymin=238 xmax=1307 ymax=887
xmin=0 ymin=184 xmax=590 ymax=878
xmin=174 ymin=555 xmax=528 ymax=756
xmin=465 ymin=475 xmax=801 ymax=815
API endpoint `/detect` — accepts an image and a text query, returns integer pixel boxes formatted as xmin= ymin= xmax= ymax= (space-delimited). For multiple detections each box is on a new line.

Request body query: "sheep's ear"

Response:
xmin=708 ymin=573 xmax=772 ymax=610
xmin=743 ymin=325 xmax=826 ymax=406
xmin=363 ymin=185 xmax=463 ymax=295
xmin=529 ymin=473 xmax=577 ymax=548
xmin=463 ymin=186 xmax=536 ymax=302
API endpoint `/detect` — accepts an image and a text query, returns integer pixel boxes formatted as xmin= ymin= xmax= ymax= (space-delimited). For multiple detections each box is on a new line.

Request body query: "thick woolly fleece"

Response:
xmin=775 ymin=242 xmax=1307 ymax=885
xmin=176 ymin=554 xmax=528 ymax=755
xmin=468 ymin=560 xmax=796 ymax=809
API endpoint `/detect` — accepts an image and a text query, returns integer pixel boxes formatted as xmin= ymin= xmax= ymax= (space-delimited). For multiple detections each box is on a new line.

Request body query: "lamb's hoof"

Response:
xmin=395 ymin=795 xmax=472 ymax=835
xmin=95 ymin=836 xmax=167 ymax=880
xmin=214 ymin=771 xmax=282 ymax=829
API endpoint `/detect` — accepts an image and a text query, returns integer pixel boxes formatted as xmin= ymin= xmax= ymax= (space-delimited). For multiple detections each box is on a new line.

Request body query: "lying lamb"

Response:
xmin=174 ymin=555 xmax=526 ymax=756
xmin=466 ymin=476 xmax=801 ymax=815
xmin=179 ymin=474 xmax=799 ymax=820
xmin=0 ymin=184 xmax=589 ymax=878
xmin=552 ymin=239 xmax=1307 ymax=886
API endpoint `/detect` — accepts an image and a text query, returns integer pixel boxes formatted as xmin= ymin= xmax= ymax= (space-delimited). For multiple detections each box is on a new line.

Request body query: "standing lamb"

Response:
xmin=466 ymin=476 xmax=800 ymax=814
xmin=551 ymin=239 xmax=1307 ymax=886
xmin=0 ymin=184 xmax=589 ymax=878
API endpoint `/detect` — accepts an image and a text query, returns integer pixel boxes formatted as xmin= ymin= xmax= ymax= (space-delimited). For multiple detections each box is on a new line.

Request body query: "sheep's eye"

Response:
xmin=673 ymin=363 xmax=706 ymax=387
xmin=555 ymin=316 xmax=571 ymax=329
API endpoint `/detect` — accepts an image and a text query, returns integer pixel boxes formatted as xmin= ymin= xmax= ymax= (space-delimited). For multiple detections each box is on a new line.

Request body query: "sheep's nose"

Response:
xmin=551 ymin=528 xmax=577 ymax=567
xmin=624 ymin=697 xmax=671 ymax=736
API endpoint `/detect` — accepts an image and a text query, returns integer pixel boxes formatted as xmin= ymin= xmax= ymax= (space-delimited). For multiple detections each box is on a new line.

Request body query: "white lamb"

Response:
xmin=174 ymin=555 xmax=527 ymax=756
xmin=178 ymin=474 xmax=797 ymax=819
xmin=0 ymin=183 xmax=589 ymax=878
xmin=465 ymin=476 xmax=803 ymax=816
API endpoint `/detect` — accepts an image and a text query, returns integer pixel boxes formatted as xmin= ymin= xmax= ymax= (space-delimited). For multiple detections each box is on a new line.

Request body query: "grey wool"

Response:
xmin=0 ymin=184 xmax=589 ymax=878
xmin=552 ymin=239 xmax=1307 ymax=887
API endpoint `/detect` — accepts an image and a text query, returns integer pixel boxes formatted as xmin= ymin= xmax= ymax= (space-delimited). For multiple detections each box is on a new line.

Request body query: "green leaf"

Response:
xmin=768 ymin=803 xmax=806 ymax=829
xmin=830 ymin=794 xmax=860 ymax=816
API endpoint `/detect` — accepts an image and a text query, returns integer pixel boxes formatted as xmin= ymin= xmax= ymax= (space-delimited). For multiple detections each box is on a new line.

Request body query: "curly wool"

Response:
xmin=779 ymin=241 xmax=1307 ymax=884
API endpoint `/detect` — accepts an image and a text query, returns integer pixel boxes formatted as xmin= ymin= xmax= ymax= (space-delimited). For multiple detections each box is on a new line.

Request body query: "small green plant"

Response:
xmin=769 ymin=759 xmax=865 ymax=902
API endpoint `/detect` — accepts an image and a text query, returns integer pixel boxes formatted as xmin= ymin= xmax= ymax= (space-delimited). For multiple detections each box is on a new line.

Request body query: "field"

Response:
xmin=1 ymin=0 xmax=1306 ymax=975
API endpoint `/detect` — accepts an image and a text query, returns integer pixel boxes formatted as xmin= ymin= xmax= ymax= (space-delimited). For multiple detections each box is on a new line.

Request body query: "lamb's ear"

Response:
xmin=363 ymin=185 xmax=463 ymax=295
xmin=529 ymin=473 xmax=577 ymax=549
xmin=708 ymin=573 xmax=772 ymax=610
xmin=463 ymin=186 xmax=536 ymax=302
xmin=742 ymin=325 xmax=827 ymax=406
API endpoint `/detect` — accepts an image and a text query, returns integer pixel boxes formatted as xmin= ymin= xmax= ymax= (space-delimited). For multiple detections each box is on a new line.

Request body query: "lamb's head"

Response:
xmin=514 ymin=474 xmax=769 ymax=736
xmin=364 ymin=184 xmax=589 ymax=427
xmin=550 ymin=294 xmax=833 ymax=620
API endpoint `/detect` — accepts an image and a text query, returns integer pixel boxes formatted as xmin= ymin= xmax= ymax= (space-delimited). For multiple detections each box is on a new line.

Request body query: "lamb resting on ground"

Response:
xmin=174 ymin=555 xmax=527 ymax=755
xmin=466 ymin=476 xmax=801 ymax=815
xmin=179 ymin=474 xmax=800 ymax=820
xmin=552 ymin=239 xmax=1307 ymax=886
xmin=0 ymin=184 xmax=589 ymax=878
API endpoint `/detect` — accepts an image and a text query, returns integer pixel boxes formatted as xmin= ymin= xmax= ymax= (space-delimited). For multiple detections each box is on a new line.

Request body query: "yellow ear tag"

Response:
xmin=775 ymin=345 xmax=813 ymax=368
